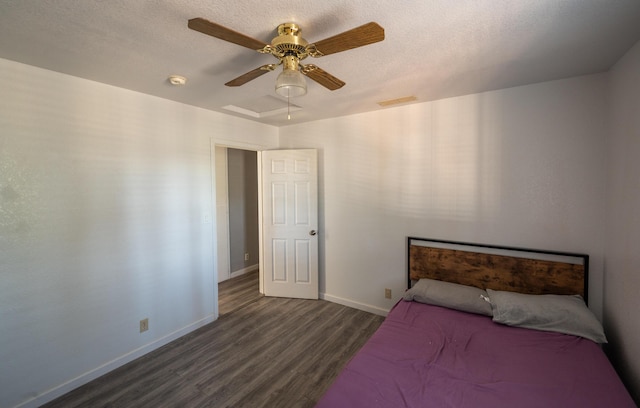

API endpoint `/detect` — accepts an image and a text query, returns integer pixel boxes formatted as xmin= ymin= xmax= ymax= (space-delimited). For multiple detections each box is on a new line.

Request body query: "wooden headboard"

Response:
xmin=407 ymin=237 xmax=589 ymax=304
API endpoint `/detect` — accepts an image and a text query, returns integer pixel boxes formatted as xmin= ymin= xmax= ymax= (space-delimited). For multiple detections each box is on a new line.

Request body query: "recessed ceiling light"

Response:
xmin=168 ymin=75 xmax=187 ymax=86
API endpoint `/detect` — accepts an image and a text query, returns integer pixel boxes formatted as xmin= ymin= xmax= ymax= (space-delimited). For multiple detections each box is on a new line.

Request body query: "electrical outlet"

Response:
xmin=140 ymin=318 xmax=149 ymax=333
xmin=385 ymin=288 xmax=392 ymax=299
xmin=244 ymin=252 xmax=249 ymax=261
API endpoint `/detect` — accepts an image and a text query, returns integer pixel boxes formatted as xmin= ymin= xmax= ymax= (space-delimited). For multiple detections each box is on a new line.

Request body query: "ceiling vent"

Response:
xmin=377 ymin=96 xmax=417 ymax=107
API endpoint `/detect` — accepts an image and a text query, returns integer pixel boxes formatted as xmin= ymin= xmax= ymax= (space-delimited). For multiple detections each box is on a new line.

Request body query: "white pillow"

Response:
xmin=404 ymin=278 xmax=493 ymax=316
xmin=486 ymin=289 xmax=607 ymax=343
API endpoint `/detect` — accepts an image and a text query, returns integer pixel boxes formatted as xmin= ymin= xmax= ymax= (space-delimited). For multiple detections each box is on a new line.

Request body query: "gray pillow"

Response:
xmin=486 ymin=289 xmax=607 ymax=343
xmin=404 ymin=278 xmax=493 ymax=316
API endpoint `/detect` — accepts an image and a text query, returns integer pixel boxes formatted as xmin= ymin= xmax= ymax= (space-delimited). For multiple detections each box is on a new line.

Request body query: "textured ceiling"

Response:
xmin=1 ymin=0 xmax=640 ymax=127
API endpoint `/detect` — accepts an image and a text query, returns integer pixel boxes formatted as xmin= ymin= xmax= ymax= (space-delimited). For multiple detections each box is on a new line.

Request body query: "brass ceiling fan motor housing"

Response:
xmin=271 ymin=23 xmax=309 ymax=59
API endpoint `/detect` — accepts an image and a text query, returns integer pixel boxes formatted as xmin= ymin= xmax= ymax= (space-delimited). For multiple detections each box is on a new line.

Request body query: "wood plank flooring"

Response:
xmin=217 ymin=270 xmax=262 ymax=316
xmin=42 ymin=271 xmax=385 ymax=408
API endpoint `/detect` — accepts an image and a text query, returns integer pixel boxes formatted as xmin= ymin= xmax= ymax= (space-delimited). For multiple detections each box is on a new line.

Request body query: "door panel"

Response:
xmin=295 ymin=240 xmax=311 ymax=282
xmin=261 ymin=149 xmax=318 ymax=299
xmin=272 ymin=239 xmax=287 ymax=281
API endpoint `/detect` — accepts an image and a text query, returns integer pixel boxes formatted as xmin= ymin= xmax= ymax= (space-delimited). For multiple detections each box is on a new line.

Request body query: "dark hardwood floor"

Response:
xmin=42 ymin=270 xmax=385 ymax=408
xmin=217 ymin=270 xmax=262 ymax=316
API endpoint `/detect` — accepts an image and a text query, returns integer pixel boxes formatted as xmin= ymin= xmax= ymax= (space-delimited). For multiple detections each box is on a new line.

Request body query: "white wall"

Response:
xmin=605 ymin=39 xmax=640 ymax=402
xmin=0 ymin=58 xmax=278 ymax=408
xmin=280 ymin=75 xmax=608 ymax=318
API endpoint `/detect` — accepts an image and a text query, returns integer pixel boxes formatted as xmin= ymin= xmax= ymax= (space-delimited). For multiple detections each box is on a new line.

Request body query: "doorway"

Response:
xmin=212 ymin=144 xmax=320 ymax=317
xmin=215 ymin=147 xmax=259 ymax=284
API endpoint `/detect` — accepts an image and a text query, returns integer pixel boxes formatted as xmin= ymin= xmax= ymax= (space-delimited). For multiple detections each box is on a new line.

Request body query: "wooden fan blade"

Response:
xmin=311 ymin=22 xmax=384 ymax=56
xmin=301 ymin=65 xmax=345 ymax=90
xmin=188 ymin=18 xmax=268 ymax=51
xmin=225 ymin=65 xmax=275 ymax=87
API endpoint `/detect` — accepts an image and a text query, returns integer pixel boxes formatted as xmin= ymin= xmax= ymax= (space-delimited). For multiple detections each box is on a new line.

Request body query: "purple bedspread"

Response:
xmin=316 ymin=300 xmax=634 ymax=408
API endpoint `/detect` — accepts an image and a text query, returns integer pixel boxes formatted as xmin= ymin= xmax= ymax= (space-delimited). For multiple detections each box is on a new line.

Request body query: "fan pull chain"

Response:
xmin=287 ymin=88 xmax=291 ymax=120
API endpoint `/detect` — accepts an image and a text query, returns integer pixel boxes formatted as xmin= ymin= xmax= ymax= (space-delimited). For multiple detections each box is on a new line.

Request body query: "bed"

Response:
xmin=315 ymin=237 xmax=635 ymax=408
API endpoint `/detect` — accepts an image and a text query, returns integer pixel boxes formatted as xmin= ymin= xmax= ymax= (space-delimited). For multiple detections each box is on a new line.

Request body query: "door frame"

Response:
xmin=210 ymin=138 xmax=272 ymax=319
xmin=215 ymin=146 xmax=230 ymax=283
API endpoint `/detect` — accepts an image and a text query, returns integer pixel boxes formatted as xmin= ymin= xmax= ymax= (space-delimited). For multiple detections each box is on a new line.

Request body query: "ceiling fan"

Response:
xmin=187 ymin=18 xmax=385 ymax=97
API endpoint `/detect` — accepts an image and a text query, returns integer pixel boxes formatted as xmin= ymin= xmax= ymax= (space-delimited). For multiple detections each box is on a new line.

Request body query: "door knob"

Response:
xmin=309 ymin=230 xmax=317 ymax=236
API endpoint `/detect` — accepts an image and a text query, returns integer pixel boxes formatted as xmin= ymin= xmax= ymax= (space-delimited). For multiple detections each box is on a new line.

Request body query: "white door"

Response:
xmin=260 ymin=149 xmax=318 ymax=299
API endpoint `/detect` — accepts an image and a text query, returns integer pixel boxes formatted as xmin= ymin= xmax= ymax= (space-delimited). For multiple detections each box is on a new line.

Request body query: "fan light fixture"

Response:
xmin=275 ymin=55 xmax=307 ymax=97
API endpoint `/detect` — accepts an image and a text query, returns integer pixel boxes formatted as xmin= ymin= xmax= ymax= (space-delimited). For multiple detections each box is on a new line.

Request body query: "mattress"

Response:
xmin=316 ymin=300 xmax=635 ymax=408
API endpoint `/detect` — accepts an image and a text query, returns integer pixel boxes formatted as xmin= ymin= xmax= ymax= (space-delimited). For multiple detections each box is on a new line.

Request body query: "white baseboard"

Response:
xmin=17 ymin=315 xmax=216 ymax=408
xmin=230 ymin=263 xmax=259 ymax=279
xmin=320 ymin=293 xmax=389 ymax=317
